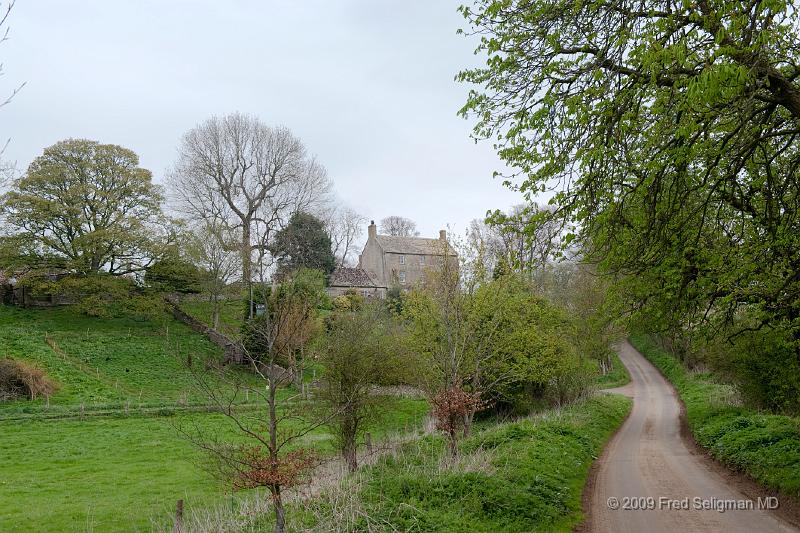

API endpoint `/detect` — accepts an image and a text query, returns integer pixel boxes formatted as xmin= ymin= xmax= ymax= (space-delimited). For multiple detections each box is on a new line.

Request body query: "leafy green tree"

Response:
xmin=316 ymin=303 xmax=405 ymax=472
xmin=469 ymin=273 xmax=581 ymax=412
xmin=0 ymin=139 xmax=167 ymax=276
xmin=269 ymin=212 xmax=335 ymax=277
xmin=459 ymin=1 xmax=800 ymax=393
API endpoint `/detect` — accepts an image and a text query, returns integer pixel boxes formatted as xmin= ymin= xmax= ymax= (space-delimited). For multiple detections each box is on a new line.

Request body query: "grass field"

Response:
xmin=630 ymin=334 xmax=800 ymax=499
xmin=0 ymin=304 xmax=429 ymax=531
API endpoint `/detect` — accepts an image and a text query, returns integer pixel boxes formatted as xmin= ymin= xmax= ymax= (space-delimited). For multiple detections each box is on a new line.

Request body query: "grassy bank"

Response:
xmin=183 ymin=394 xmax=631 ymax=532
xmin=594 ymin=351 xmax=630 ymax=389
xmin=630 ymin=334 xmax=800 ymax=499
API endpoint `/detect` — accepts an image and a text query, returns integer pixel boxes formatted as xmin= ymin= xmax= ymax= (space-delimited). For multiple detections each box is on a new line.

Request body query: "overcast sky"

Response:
xmin=1 ymin=1 xmax=523 ymax=242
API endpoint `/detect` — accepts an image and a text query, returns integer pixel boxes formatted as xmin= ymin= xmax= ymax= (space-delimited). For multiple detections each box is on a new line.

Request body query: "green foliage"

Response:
xmin=0 ymin=139 xmax=169 ymax=275
xmin=631 ymin=334 xmax=800 ymax=498
xmin=316 ymin=304 xmax=408 ymax=469
xmin=18 ymin=273 xmax=166 ymax=320
xmin=384 ymin=286 xmax=405 ymax=315
xmin=404 ymin=272 xmax=588 ymax=414
xmin=459 ymin=1 xmax=800 ymax=404
xmin=332 ymin=289 xmax=365 ymax=312
xmin=718 ymin=326 xmax=800 ymax=415
xmin=270 ymin=211 xmax=335 ymax=276
xmin=145 ymin=255 xmax=203 ymax=294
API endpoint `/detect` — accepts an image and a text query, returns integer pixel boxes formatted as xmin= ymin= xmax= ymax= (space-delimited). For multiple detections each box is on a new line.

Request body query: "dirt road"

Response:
xmin=586 ymin=341 xmax=797 ymax=532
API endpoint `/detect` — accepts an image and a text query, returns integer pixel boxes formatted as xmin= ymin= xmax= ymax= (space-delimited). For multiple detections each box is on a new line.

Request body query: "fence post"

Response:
xmin=173 ymin=499 xmax=184 ymax=533
xmin=366 ymin=432 xmax=373 ymax=454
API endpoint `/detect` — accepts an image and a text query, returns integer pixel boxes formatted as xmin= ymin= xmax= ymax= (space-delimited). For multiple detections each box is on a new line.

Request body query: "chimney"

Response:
xmin=368 ymin=220 xmax=377 ymax=239
xmin=439 ymin=229 xmax=446 ymax=241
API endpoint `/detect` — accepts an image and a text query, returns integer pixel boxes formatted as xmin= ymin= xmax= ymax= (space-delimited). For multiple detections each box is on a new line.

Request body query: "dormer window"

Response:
xmin=399 ymin=255 xmax=405 ymax=265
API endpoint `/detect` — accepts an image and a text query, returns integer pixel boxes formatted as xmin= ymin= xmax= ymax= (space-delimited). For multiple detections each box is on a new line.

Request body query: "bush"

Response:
xmin=0 ymin=358 xmax=60 ymax=401
xmin=725 ymin=328 xmax=800 ymax=415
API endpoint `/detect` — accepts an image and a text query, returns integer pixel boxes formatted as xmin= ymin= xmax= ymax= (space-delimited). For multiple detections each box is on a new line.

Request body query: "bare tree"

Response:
xmin=487 ymin=203 xmax=564 ymax=286
xmin=169 ymin=113 xmax=331 ymax=289
xmin=321 ymin=205 xmax=367 ymax=267
xmin=379 ymin=215 xmax=419 ymax=237
xmin=186 ymin=221 xmax=239 ymax=330
xmin=0 ymin=1 xmax=23 ymax=114
xmin=1 ymin=1 xmax=23 ymax=191
xmin=466 ymin=218 xmax=505 ymax=281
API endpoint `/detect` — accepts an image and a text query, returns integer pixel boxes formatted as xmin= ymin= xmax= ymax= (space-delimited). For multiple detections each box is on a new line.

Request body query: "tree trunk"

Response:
xmin=463 ymin=410 xmax=474 ymax=438
xmin=341 ymin=412 xmax=359 ymax=472
xmin=267 ymin=377 xmax=286 ymax=533
xmin=343 ymin=438 xmax=358 ymax=473
xmin=212 ymin=295 xmax=220 ymax=331
xmin=448 ymin=427 xmax=459 ymax=458
xmin=241 ymin=221 xmax=252 ymax=289
xmin=270 ymin=485 xmax=286 ymax=533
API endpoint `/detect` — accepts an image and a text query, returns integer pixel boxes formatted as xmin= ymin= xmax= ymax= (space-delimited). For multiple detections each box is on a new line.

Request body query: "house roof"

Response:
xmin=328 ymin=267 xmax=383 ymax=288
xmin=375 ymin=235 xmax=457 ymax=256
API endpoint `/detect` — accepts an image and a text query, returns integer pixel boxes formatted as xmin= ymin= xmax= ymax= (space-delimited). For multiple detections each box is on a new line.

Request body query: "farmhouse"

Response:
xmin=327 ymin=221 xmax=458 ymax=298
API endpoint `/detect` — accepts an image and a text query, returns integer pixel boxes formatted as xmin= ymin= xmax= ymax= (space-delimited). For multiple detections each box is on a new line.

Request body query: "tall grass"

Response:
xmin=169 ymin=394 xmax=632 ymax=533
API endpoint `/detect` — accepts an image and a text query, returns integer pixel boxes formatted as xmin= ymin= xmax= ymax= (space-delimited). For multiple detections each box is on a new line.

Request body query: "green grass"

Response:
xmin=630 ymin=333 xmax=800 ymax=499
xmin=294 ymin=394 xmax=632 ymax=532
xmin=0 ymin=397 xmax=428 ymax=533
xmin=178 ymin=298 xmax=245 ymax=338
xmin=0 ymin=304 xmax=430 ymax=531
xmin=594 ymin=351 xmax=630 ymax=389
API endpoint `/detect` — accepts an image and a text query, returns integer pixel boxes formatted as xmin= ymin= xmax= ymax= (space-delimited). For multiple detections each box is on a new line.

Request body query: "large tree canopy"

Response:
xmin=459 ymin=1 xmax=800 ymax=338
xmin=0 ymin=139 xmax=166 ymax=275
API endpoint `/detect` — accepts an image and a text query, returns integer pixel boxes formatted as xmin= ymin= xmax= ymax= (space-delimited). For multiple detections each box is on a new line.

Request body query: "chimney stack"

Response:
xmin=368 ymin=220 xmax=377 ymax=239
xmin=439 ymin=229 xmax=446 ymax=241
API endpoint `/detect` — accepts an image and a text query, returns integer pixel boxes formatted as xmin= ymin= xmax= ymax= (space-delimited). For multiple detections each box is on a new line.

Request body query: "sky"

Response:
xmin=0 ymin=1 xmax=523 ymax=243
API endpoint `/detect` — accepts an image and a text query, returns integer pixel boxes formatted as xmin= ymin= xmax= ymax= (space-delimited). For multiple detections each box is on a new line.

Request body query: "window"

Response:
xmin=399 ymin=254 xmax=405 ymax=265
xmin=362 ymin=290 xmax=369 ymax=298
xmin=399 ymin=271 xmax=406 ymax=284
xmin=419 ymin=255 xmax=425 ymax=266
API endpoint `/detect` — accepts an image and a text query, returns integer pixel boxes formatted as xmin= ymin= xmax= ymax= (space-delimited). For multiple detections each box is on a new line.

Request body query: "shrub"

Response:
xmin=0 ymin=358 xmax=60 ymax=401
